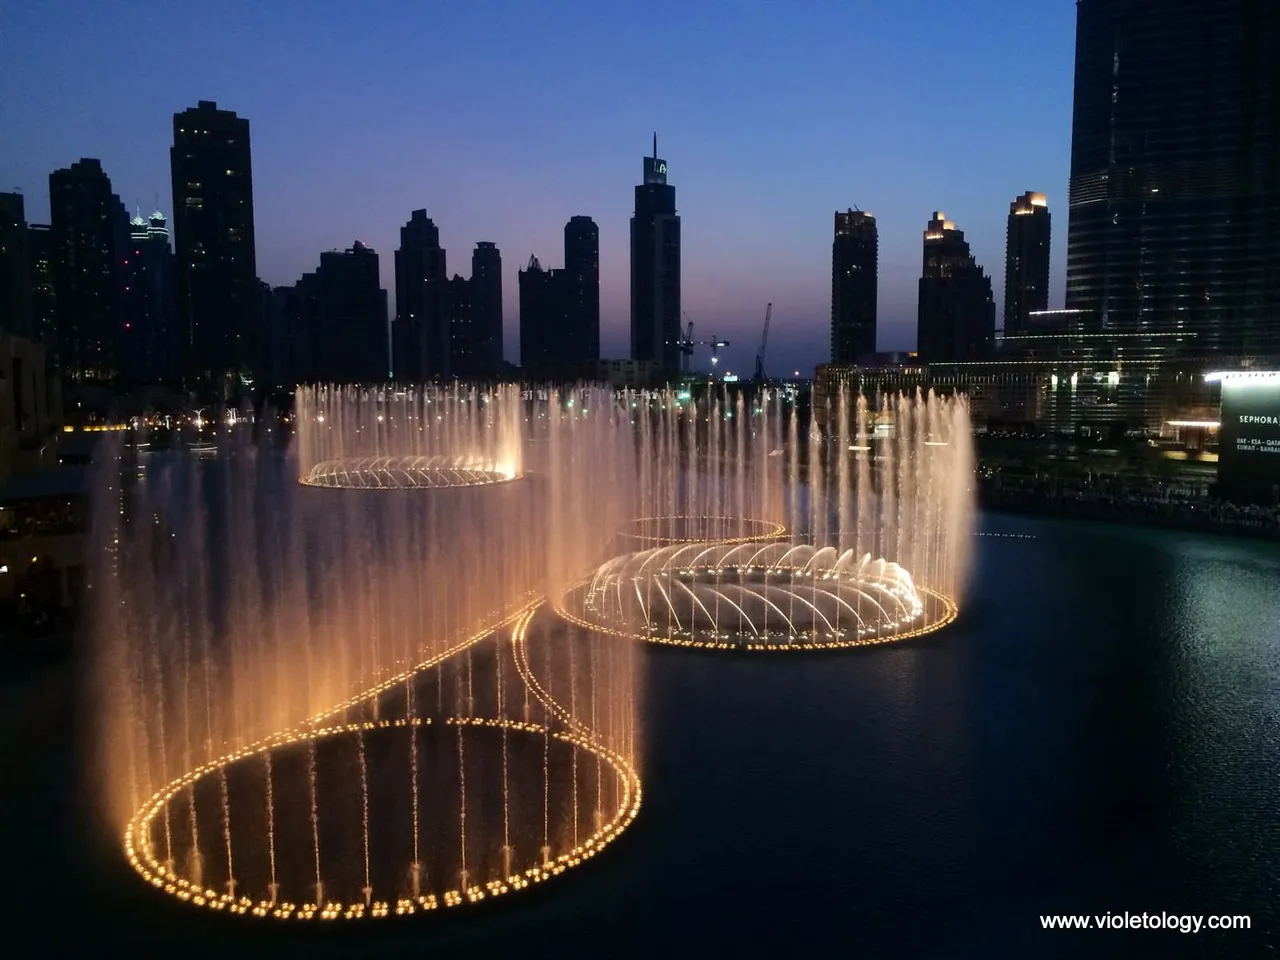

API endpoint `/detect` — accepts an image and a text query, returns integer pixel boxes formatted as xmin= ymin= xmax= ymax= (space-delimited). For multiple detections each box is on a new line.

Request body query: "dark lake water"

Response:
xmin=2 ymin=511 xmax=1278 ymax=957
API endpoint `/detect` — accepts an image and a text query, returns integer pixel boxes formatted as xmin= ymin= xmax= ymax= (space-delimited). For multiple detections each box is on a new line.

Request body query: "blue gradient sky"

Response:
xmin=3 ymin=0 xmax=1076 ymax=376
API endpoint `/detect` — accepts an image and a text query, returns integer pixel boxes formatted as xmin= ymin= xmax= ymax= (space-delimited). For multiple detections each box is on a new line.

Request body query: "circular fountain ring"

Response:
xmin=615 ymin=515 xmax=787 ymax=547
xmin=123 ymin=715 xmax=641 ymax=921
xmin=300 ymin=456 xmax=520 ymax=490
xmin=556 ymin=540 xmax=957 ymax=651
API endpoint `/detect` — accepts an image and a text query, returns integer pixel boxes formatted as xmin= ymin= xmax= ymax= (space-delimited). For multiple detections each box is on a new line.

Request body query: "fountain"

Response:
xmin=556 ymin=385 xmax=973 ymax=650
xmin=561 ymin=543 xmax=948 ymax=649
xmin=89 ymin=379 xmax=972 ymax=923
xmin=92 ymin=383 xmax=642 ymax=921
xmin=296 ymin=384 xmax=523 ymax=489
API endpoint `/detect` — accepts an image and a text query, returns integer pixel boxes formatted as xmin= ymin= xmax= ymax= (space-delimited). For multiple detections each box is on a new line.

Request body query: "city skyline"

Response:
xmin=3 ymin=1 xmax=1076 ymax=376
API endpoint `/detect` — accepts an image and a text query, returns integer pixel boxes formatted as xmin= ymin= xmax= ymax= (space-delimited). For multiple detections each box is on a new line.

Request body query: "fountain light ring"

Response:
xmin=510 ymin=606 xmax=614 ymax=742
xmin=556 ymin=541 xmax=959 ymax=651
xmin=300 ymin=455 xmax=522 ymax=490
xmin=556 ymin=586 xmax=956 ymax=651
xmin=616 ymin=515 xmax=787 ymax=546
xmin=123 ymin=715 xmax=642 ymax=922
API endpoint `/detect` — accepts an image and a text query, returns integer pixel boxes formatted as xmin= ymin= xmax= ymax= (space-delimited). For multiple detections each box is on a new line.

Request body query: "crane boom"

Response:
xmin=754 ymin=303 xmax=772 ymax=382
xmin=678 ymin=313 xmax=696 ymax=374
xmin=679 ymin=312 xmax=730 ymax=373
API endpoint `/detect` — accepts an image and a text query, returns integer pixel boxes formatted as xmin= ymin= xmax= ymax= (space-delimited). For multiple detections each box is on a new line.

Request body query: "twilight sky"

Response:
xmin=3 ymin=0 xmax=1077 ymax=376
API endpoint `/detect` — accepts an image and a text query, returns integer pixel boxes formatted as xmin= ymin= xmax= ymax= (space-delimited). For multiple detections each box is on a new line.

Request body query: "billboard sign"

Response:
xmin=1213 ymin=372 xmax=1280 ymax=504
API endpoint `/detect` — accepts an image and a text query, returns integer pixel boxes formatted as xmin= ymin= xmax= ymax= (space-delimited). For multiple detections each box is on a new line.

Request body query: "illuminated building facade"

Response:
xmin=1003 ymin=192 xmax=1050 ymax=337
xmin=630 ymin=135 xmax=681 ymax=377
xmin=1066 ymin=0 xmax=1280 ymax=359
xmin=917 ymin=212 xmax=995 ymax=363
xmin=26 ymin=224 xmax=56 ymax=348
xmin=171 ymin=101 xmax=258 ymax=387
xmin=818 ymin=321 xmax=1233 ymax=439
xmin=830 ymin=209 xmax=878 ymax=363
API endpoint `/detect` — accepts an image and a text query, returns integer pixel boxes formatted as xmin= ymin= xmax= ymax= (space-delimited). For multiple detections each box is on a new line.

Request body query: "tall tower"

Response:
xmin=917 ymin=212 xmax=995 ymax=363
xmin=49 ymin=159 xmax=129 ymax=380
xmin=830 ymin=209 xmax=878 ymax=363
xmin=1004 ymin=192 xmax=1050 ymax=337
xmin=564 ymin=216 xmax=600 ymax=363
xmin=470 ymin=241 xmax=503 ymax=375
xmin=519 ymin=254 xmax=560 ymax=375
xmin=1066 ymin=0 xmax=1280 ymax=357
xmin=393 ymin=210 xmax=447 ymax=380
xmin=630 ymin=134 xmax=681 ymax=377
xmin=171 ymin=101 xmax=258 ymax=388
xmin=120 ymin=210 xmax=178 ymax=384
xmin=27 ymin=223 xmax=57 ymax=348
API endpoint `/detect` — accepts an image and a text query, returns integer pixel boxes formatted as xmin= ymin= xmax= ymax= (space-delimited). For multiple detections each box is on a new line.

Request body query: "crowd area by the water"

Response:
xmin=980 ymin=473 xmax=1280 ymax=539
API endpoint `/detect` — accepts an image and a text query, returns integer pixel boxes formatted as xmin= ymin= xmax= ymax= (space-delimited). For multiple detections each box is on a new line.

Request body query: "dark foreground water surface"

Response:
xmin=3 ymin=512 xmax=1278 ymax=958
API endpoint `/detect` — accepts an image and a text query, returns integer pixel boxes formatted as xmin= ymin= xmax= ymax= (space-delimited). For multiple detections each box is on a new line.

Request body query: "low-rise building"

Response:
xmin=0 ymin=333 xmax=83 ymax=617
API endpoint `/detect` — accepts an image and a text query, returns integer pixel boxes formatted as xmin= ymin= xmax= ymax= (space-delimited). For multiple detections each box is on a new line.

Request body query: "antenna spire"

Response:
xmin=653 ymin=131 xmax=657 ymax=159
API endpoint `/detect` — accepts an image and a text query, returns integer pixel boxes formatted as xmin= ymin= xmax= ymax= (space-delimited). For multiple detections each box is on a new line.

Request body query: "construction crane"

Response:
xmin=678 ymin=313 xmax=729 ymax=373
xmin=753 ymin=303 xmax=772 ymax=382
xmin=678 ymin=314 xmax=696 ymax=375
xmin=705 ymin=335 xmax=729 ymax=368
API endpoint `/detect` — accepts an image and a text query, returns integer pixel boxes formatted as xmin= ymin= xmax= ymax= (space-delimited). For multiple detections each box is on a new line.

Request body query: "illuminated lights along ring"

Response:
xmin=123 ymin=715 xmax=641 ymax=922
xmin=300 ymin=456 xmax=520 ymax=490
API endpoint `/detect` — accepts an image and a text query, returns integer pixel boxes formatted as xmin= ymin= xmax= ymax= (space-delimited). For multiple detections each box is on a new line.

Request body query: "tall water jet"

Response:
xmin=556 ymin=384 xmax=973 ymax=650
xmin=96 ymin=383 xmax=644 ymax=922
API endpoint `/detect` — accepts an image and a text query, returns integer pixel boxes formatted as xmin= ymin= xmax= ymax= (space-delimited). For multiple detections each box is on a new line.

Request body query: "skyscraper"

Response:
xmin=49 ymin=159 xmax=128 ymax=380
xmin=445 ymin=274 xmax=482 ymax=378
xmin=308 ymin=241 xmax=388 ymax=383
xmin=917 ymin=212 xmax=995 ymax=363
xmin=1066 ymin=0 xmax=1280 ymax=357
xmin=258 ymin=279 xmax=291 ymax=389
xmin=171 ymin=101 xmax=258 ymax=387
xmin=564 ymin=216 xmax=600 ymax=363
xmin=519 ymin=254 xmax=562 ymax=375
xmin=630 ymin=135 xmax=681 ymax=377
xmin=275 ymin=274 xmax=320 ymax=387
xmin=0 ymin=192 xmax=32 ymax=339
xmin=470 ymin=242 xmax=503 ymax=375
xmin=1003 ymin=192 xmax=1051 ymax=337
xmin=27 ymin=224 xmax=56 ymax=347
xmin=830 ymin=208 xmax=878 ymax=363
xmin=120 ymin=211 xmax=178 ymax=384
xmin=393 ymin=210 xmax=447 ymax=380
